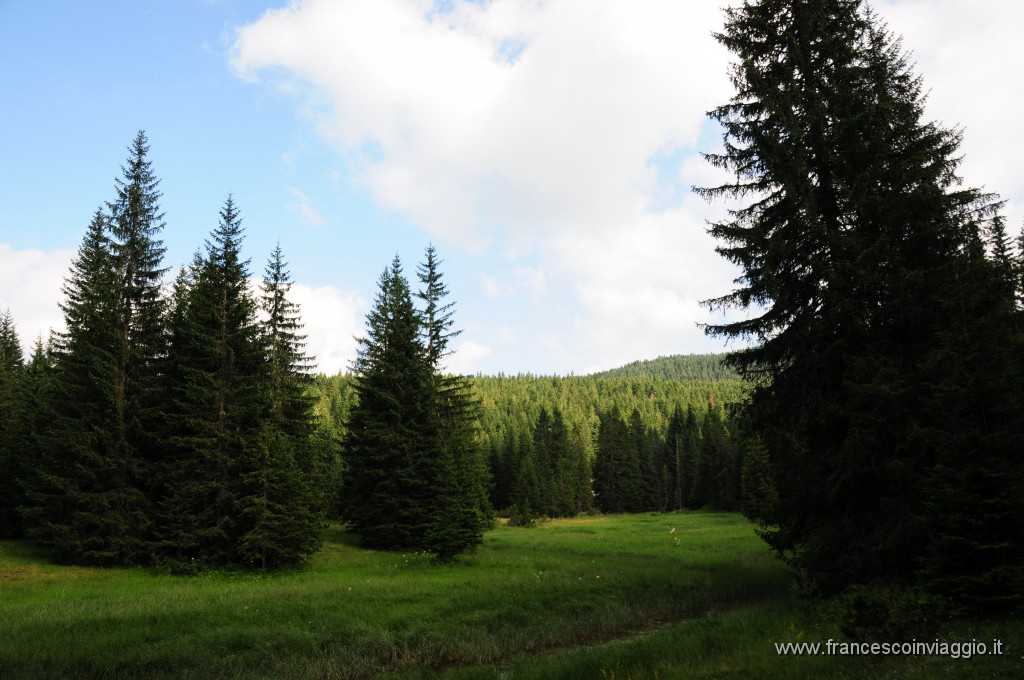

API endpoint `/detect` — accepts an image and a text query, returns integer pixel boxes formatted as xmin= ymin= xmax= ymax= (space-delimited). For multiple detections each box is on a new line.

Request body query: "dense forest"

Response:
xmin=588 ymin=353 xmax=738 ymax=382
xmin=309 ymin=361 xmax=755 ymax=524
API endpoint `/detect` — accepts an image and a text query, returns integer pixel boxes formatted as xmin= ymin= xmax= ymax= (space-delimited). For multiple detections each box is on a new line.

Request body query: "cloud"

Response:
xmin=287 ymin=282 xmax=366 ymax=374
xmin=877 ymin=0 xmax=1024 ymax=208
xmin=230 ymin=0 xmax=732 ymax=244
xmin=445 ymin=339 xmax=491 ymax=375
xmin=288 ymin=187 xmax=327 ymax=227
xmin=231 ymin=0 xmax=1024 ymax=373
xmin=0 ymin=244 xmax=73 ymax=353
xmin=480 ymin=266 xmax=546 ymax=299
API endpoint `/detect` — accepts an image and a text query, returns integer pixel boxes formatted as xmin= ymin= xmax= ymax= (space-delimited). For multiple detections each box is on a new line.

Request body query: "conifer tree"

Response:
xmin=662 ymin=405 xmax=686 ymax=511
xmin=509 ymin=449 xmax=543 ymax=526
xmin=235 ymin=243 xmax=323 ymax=568
xmin=740 ymin=437 xmax=776 ymax=525
xmin=532 ymin=407 xmax=579 ymax=517
xmin=23 ymin=209 xmax=151 ymax=564
xmin=107 ymin=131 xmax=169 ymax=499
xmin=159 ymin=196 xmax=275 ymax=567
xmin=0 ymin=310 xmax=25 ymax=537
xmin=698 ymin=0 xmax=1019 ymax=602
xmin=108 ymin=129 xmax=167 ymax=428
xmin=593 ymin=407 xmax=639 ymax=513
xmin=417 ymin=245 xmax=490 ymax=558
xmin=343 ymin=256 xmax=435 ymax=550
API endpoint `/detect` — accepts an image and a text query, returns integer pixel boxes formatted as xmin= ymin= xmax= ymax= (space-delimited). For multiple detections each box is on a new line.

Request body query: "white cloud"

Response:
xmin=288 ymin=282 xmax=366 ymax=374
xmin=231 ymin=0 xmax=1024 ymax=373
xmin=0 ymin=244 xmax=72 ymax=353
xmin=481 ymin=273 xmax=512 ymax=298
xmin=445 ymin=339 xmax=491 ymax=375
xmin=230 ymin=0 xmax=732 ymax=244
xmin=288 ymin=187 xmax=327 ymax=227
xmin=878 ymin=0 xmax=1024 ymax=209
xmin=480 ymin=265 xmax=546 ymax=298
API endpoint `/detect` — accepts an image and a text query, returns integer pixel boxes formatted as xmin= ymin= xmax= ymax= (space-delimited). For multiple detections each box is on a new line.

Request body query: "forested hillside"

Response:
xmin=309 ymin=363 xmax=753 ymax=522
xmin=589 ymin=353 xmax=738 ymax=382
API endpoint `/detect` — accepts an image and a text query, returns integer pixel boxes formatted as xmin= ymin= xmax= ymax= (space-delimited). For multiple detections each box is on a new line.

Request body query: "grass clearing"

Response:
xmin=1 ymin=512 xmax=1020 ymax=679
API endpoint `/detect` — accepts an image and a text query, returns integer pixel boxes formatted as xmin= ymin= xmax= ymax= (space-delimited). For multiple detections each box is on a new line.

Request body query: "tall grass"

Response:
xmin=1 ymin=513 xmax=1019 ymax=679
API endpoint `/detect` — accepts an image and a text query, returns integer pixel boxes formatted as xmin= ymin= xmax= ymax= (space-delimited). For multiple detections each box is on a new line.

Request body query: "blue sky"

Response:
xmin=1 ymin=0 xmax=1021 ymax=375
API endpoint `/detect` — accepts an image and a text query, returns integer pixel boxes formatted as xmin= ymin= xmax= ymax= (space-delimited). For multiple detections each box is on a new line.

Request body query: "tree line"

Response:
xmin=0 ymin=133 xmax=323 ymax=570
xmin=0 ymin=132 xmax=490 ymax=568
xmin=307 ymin=369 xmax=764 ymax=524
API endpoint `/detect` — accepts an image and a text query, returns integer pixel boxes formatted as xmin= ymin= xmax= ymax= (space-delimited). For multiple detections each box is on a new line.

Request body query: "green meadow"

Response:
xmin=1 ymin=512 xmax=1019 ymax=679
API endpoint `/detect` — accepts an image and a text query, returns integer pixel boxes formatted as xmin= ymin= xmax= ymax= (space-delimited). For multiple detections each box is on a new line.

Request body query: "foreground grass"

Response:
xmin=0 ymin=513 xmax=1019 ymax=679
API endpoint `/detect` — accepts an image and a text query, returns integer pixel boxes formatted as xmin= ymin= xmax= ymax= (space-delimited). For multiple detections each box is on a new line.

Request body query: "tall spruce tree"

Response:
xmin=416 ymin=245 xmax=491 ymax=559
xmin=23 ymin=209 xmax=152 ymax=564
xmin=158 ymin=196 xmax=275 ymax=567
xmin=343 ymin=256 xmax=436 ymax=550
xmin=107 ymin=131 xmax=169 ymax=500
xmin=698 ymin=0 xmax=1020 ymax=606
xmin=240 ymin=243 xmax=322 ymax=567
xmin=25 ymin=132 xmax=169 ymax=564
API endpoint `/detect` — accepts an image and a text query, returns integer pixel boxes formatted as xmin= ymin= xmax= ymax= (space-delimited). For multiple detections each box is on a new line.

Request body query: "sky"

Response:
xmin=1 ymin=0 xmax=1021 ymax=376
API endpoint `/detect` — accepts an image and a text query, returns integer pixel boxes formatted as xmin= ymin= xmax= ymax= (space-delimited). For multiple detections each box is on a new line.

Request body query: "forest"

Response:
xmin=1 ymin=0 xmax=1023 ymax=675
xmin=309 ymin=359 xmax=759 ymax=524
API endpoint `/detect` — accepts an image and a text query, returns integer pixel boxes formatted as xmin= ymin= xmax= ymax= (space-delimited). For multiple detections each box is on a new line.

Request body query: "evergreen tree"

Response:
xmin=24 ymin=133 xmax=170 ymax=564
xmin=158 ymin=196 xmax=275 ymax=567
xmin=532 ymin=407 xmax=579 ymax=517
xmin=508 ymin=448 xmax=543 ymax=526
xmin=343 ymin=256 xmax=435 ymax=550
xmin=107 ymin=129 xmax=167 ymax=436
xmin=0 ymin=310 xmax=25 ymax=537
xmin=593 ymin=407 xmax=639 ymax=513
xmin=740 ymin=437 xmax=776 ymax=525
xmin=417 ymin=245 xmax=490 ymax=559
xmin=0 ymin=310 xmax=22 ymax=373
xmin=259 ymin=243 xmax=327 ymax=511
xmin=698 ymin=0 xmax=1019 ymax=604
xmin=681 ymin=405 xmax=701 ymax=509
xmin=236 ymin=242 xmax=323 ymax=568
xmin=662 ymin=405 xmax=686 ymax=511
xmin=107 ymin=130 xmax=169 ymax=502
xmin=23 ymin=209 xmax=151 ymax=564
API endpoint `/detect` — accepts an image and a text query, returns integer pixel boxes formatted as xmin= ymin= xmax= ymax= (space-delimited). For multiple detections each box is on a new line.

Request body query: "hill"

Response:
xmin=590 ymin=353 xmax=739 ymax=382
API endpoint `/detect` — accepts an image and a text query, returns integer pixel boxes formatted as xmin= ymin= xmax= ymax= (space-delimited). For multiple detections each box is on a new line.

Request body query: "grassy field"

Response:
xmin=0 ymin=512 xmax=1020 ymax=679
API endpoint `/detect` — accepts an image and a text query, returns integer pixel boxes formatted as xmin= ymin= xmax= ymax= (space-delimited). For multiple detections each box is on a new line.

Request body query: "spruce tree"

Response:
xmin=107 ymin=131 xmax=169 ymax=507
xmin=0 ymin=310 xmax=25 ymax=537
xmin=593 ymin=407 xmax=638 ymax=513
xmin=240 ymin=243 xmax=322 ymax=567
xmin=508 ymin=448 xmax=543 ymax=526
xmin=698 ymin=0 xmax=1019 ymax=603
xmin=158 ymin=196 xmax=273 ymax=567
xmin=662 ymin=405 xmax=686 ymax=511
xmin=740 ymin=437 xmax=777 ymax=525
xmin=532 ymin=407 xmax=578 ymax=517
xmin=23 ymin=209 xmax=151 ymax=564
xmin=417 ymin=245 xmax=490 ymax=559
xmin=343 ymin=256 xmax=436 ymax=550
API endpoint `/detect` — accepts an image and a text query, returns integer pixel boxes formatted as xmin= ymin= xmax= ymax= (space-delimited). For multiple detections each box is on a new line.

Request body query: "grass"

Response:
xmin=0 ymin=512 xmax=1020 ymax=679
